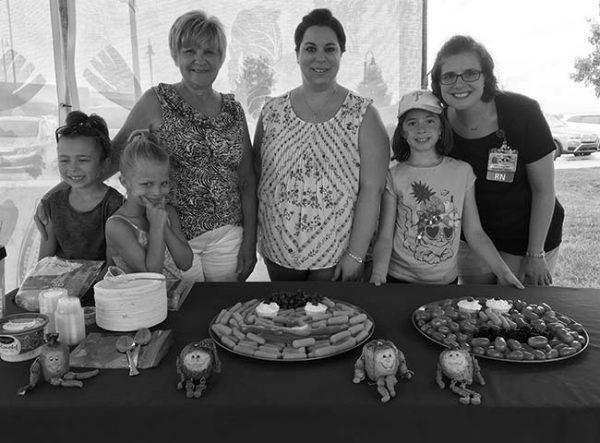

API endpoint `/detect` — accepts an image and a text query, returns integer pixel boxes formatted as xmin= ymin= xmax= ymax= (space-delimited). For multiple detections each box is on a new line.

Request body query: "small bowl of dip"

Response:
xmin=0 ymin=313 xmax=49 ymax=362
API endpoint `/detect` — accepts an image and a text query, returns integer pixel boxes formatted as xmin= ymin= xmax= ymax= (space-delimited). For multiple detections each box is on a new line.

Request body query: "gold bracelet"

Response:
xmin=345 ymin=248 xmax=364 ymax=264
xmin=526 ymin=250 xmax=545 ymax=259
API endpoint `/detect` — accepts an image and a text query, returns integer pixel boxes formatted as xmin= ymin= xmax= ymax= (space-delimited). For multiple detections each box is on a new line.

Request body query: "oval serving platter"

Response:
xmin=209 ymin=297 xmax=374 ymax=362
xmin=412 ymin=297 xmax=589 ymax=363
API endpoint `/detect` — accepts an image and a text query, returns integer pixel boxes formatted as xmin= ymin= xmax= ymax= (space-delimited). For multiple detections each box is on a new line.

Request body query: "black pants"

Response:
xmin=386 ymin=275 xmax=459 ymax=285
xmin=264 ymin=258 xmax=335 ymax=281
xmin=264 ymin=257 xmax=373 ymax=282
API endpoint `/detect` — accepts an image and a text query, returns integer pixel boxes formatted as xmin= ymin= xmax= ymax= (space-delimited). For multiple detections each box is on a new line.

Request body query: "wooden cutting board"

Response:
xmin=69 ymin=330 xmax=174 ymax=369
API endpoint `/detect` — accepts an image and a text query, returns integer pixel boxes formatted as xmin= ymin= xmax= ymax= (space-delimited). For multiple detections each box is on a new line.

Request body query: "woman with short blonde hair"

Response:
xmin=108 ymin=10 xmax=257 ymax=282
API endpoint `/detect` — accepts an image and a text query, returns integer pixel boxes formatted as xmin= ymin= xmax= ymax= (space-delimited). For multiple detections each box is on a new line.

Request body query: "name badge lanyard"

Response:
xmin=486 ymin=129 xmax=518 ymax=183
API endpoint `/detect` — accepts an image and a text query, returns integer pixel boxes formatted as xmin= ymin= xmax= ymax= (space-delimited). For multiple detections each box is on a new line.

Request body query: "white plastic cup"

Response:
xmin=38 ymin=288 xmax=68 ymax=334
xmin=54 ymin=296 xmax=85 ymax=346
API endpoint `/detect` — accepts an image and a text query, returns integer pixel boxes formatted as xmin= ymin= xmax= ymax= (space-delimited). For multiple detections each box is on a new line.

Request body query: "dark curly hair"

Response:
xmin=55 ymin=110 xmax=111 ymax=159
xmin=391 ymin=112 xmax=454 ymax=162
xmin=431 ymin=35 xmax=499 ymax=104
xmin=294 ymin=8 xmax=346 ymax=53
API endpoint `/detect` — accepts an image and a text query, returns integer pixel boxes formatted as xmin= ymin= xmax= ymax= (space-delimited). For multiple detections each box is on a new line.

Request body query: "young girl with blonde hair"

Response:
xmin=105 ymin=130 xmax=192 ymax=279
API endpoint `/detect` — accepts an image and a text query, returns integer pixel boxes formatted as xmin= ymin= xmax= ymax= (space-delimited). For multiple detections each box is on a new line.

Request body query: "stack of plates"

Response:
xmin=93 ymin=273 xmax=168 ymax=331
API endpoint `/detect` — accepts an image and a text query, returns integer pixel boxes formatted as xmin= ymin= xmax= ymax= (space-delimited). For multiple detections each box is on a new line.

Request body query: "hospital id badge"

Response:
xmin=486 ymin=141 xmax=518 ymax=183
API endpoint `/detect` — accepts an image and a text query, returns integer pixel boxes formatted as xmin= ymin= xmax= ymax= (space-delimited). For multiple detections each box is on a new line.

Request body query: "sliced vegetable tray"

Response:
xmin=209 ymin=297 xmax=374 ymax=361
xmin=412 ymin=297 xmax=589 ymax=363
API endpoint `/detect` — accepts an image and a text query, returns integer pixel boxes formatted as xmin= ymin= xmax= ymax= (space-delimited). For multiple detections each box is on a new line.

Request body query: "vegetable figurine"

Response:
xmin=436 ymin=347 xmax=485 ymax=405
xmin=176 ymin=339 xmax=221 ymax=398
xmin=353 ymin=339 xmax=414 ymax=402
xmin=17 ymin=333 xmax=99 ymax=395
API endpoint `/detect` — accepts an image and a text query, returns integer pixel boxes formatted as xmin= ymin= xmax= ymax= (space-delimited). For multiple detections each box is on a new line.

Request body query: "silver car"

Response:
xmin=0 ymin=115 xmax=56 ymax=175
xmin=545 ymin=114 xmax=599 ymax=158
xmin=564 ymin=113 xmax=600 ymax=137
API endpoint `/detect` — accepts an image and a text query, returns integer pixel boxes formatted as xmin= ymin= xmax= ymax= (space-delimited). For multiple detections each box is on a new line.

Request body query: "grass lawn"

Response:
xmin=251 ymin=167 xmax=600 ymax=288
xmin=554 ymin=167 xmax=600 ymax=288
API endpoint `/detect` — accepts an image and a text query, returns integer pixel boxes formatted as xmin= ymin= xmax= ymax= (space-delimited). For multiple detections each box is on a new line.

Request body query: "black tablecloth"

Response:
xmin=1 ymin=282 xmax=599 ymax=443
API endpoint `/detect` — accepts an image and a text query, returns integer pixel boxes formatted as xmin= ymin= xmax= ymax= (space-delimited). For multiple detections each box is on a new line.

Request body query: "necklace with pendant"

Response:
xmin=301 ymin=87 xmax=337 ymax=123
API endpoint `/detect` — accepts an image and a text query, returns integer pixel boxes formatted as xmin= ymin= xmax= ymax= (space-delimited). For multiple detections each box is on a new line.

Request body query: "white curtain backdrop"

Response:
xmin=0 ymin=0 xmax=423 ymax=290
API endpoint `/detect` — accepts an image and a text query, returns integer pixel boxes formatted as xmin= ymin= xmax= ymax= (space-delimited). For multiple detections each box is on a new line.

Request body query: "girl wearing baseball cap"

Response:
xmin=369 ymin=90 xmax=522 ymax=288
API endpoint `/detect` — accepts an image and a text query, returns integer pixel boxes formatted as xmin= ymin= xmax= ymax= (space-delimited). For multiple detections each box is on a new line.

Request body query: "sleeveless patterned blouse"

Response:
xmin=154 ymin=83 xmax=244 ymax=240
xmin=258 ymin=90 xmax=372 ymax=270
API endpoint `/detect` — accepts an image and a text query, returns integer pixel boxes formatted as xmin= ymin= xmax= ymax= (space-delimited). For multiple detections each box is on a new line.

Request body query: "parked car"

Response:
xmin=563 ymin=113 xmax=600 ymax=138
xmin=544 ymin=114 xmax=599 ymax=158
xmin=0 ymin=115 xmax=57 ymax=175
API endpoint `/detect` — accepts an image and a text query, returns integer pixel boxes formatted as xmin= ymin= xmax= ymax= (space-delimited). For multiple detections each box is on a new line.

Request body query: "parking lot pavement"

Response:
xmin=555 ymin=151 xmax=600 ymax=169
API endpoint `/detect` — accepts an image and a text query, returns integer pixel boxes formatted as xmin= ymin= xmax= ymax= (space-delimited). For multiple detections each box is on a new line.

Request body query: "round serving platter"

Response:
xmin=412 ymin=298 xmax=589 ymax=363
xmin=209 ymin=298 xmax=375 ymax=362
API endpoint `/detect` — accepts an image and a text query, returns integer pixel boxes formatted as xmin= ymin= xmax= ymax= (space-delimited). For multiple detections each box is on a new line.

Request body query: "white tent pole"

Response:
xmin=49 ymin=0 xmax=79 ymax=124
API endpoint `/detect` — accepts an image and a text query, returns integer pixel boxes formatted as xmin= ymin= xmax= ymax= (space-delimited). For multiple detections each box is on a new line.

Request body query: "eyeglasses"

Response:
xmin=55 ymin=119 xmax=111 ymax=158
xmin=439 ymin=69 xmax=482 ymax=85
xmin=55 ymin=120 xmax=107 ymax=143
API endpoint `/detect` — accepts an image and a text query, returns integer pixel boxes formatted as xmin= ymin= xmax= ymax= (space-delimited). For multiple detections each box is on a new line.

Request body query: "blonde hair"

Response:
xmin=120 ymin=130 xmax=169 ymax=176
xmin=168 ymin=10 xmax=227 ymax=63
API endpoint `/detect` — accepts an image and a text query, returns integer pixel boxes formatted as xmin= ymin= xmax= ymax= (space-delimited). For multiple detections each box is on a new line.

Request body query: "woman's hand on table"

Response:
xmin=518 ymin=256 xmax=552 ymax=286
xmin=333 ymin=255 xmax=364 ymax=282
xmin=236 ymin=240 xmax=256 ymax=281
xmin=369 ymin=271 xmax=386 ymax=286
xmin=497 ymin=270 xmax=525 ymax=289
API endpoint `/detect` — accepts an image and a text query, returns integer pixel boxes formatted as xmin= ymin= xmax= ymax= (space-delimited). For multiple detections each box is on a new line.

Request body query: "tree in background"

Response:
xmin=234 ymin=55 xmax=275 ymax=121
xmin=228 ymin=7 xmax=281 ymax=127
xmin=357 ymin=53 xmax=391 ymax=108
xmin=572 ymin=20 xmax=600 ymax=97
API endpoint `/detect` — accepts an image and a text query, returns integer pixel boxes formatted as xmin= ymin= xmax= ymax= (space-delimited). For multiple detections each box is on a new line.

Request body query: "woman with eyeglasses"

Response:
xmin=430 ymin=35 xmax=564 ymax=286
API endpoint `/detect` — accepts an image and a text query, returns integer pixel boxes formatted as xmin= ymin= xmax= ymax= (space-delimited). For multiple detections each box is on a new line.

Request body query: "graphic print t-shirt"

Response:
xmin=386 ymin=157 xmax=476 ymax=284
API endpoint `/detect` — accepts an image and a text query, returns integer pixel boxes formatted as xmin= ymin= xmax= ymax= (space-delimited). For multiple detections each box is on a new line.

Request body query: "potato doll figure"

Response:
xmin=17 ymin=333 xmax=99 ymax=395
xmin=436 ymin=347 xmax=485 ymax=405
xmin=353 ymin=339 xmax=414 ymax=402
xmin=176 ymin=339 xmax=221 ymax=398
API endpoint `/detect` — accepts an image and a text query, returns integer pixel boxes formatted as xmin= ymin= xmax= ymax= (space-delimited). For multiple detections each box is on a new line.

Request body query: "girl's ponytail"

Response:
xmin=120 ymin=129 xmax=169 ymax=175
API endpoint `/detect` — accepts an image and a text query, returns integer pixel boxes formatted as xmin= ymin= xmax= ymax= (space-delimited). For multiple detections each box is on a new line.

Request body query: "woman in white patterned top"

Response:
xmin=253 ymin=8 xmax=389 ymax=281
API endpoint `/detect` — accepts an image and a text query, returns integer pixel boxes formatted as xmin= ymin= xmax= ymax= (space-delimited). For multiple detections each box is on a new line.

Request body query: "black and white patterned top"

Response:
xmin=153 ymin=83 xmax=244 ymax=240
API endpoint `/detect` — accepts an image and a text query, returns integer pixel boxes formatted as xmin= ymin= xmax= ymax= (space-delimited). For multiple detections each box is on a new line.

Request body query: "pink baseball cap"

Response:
xmin=397 ymin=89 xmax=443 ymax=118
